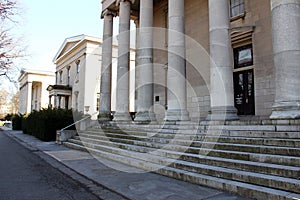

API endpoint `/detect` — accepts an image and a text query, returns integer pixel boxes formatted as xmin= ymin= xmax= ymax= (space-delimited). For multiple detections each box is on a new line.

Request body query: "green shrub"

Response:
xmin=4 ymin=114 xmax=13 ymax=121
xmin=22 ymin=108 xmax=76 ymax=141
xmin=12 ymin=114 xmax=23 ymax=130
xmin=21 ymin=113 xmax=29 ymax=134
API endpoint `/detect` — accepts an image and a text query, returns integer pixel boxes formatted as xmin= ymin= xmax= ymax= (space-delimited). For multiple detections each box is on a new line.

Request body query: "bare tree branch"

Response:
xmin=0 ymin=0 xmax=25 ymax=83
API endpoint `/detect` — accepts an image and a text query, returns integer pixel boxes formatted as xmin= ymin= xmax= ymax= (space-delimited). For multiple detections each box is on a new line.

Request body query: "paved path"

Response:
xmin=0 ymin=131 xmax=101 ymax=200
xmin=1 ymin=129 xmax=251 ymax=200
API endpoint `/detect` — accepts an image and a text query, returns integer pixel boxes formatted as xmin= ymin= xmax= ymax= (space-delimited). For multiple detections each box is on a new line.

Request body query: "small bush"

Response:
xmin=12 ymin=114 xmax=23 ymax=130
xmin=4 ymin=114 xmax=13 ymax=121
xmin=22 ymin=108 xmax=76 ymax=141
xmin=21 ymin=113 xmax=29 ymax=134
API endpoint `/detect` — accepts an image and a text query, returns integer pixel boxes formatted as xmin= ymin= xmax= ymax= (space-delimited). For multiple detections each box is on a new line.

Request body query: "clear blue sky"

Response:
xmin=21 ymin=0 xmax=104 ymax=71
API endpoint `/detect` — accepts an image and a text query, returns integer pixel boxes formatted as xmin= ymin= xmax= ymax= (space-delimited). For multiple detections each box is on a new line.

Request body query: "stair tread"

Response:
xmin=71 ymin=137 xmax=300 ymax=165
xmin=64 ymin=142 xmax=300 ymax=199
xmin=81 ymin=131 xmax=300 ymax=145
xmin=84 ymin=130 xmax=300 ymax=141
xmin=67 ymin=138 xmax=300 ymax=183
xmin=70 ymin=136 xmax=300 ymax=172
xmin=76 ymin=132 xmax=300 ymax=154
xmin=86 ymin=128 xmax=300 ymax=139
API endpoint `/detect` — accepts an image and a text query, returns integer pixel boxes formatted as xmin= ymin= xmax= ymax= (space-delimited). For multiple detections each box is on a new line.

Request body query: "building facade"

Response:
xmin=49 ymin=34 xmax=136 ymax=119
xmin=18 ymin=69 xmax=55 ymax=114
xmin=99 ymin=0 xmax=300 ymax=122
xmin=48 ymin=35 xmax=102 ymax=118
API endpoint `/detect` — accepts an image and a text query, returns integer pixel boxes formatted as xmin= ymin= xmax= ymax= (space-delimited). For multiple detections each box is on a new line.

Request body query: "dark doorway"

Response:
xmin=233 ymin=69 xmax=255 ymax=115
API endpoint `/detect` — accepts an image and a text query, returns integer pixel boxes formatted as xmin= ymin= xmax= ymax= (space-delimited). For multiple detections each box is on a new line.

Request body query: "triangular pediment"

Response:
xmin=57 ymin=41 xmax=79 ymax=59
xmin=53 ymin=34 xmax=86 ymax=63
xmin=53 ymin=34 xmax=102 ymax=64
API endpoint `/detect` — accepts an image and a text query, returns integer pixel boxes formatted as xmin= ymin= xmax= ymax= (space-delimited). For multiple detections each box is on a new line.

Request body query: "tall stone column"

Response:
xmin=270 ymin=0 xmax=300 ymax=119
xmin=134 ymin=19 xmax=139 ymax=113
xmin=208 ymin=0 xmax=238 ymax=121
xmin=114 ymin=0 xmax=132 ymax=121
xmin=26 ymin=82 xmax=32 ymax=113
xmin=165 ymin=0 xmax=190 ymax=121
xmin=135 ymin=0 xmax=156 ymax=122
xmin=99 ymin=9 xmax=115 ymax=121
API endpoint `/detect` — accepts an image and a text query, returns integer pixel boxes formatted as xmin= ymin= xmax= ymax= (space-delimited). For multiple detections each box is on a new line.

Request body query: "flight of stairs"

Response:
xmin=63 ymin=121 xmax=300 ymax=200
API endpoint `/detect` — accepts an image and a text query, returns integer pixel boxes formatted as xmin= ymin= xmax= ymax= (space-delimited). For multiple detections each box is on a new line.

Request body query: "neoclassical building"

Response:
xmin=98 ymin=0 xmax=300 ymax=122
xmin=18 ymin=69 xmax=55 ymax=114
xmin=49 ymin=34 xmax=136 ymax=118
xmin=48 ymin=35 xmax=102 ymax=118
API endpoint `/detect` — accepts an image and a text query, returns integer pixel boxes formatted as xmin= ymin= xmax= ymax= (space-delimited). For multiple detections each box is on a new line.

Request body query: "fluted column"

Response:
xmin=270 ymin=0 xmax=300 ymax=119
xmin=114 ymin=0 xmax=132 ymax=121
xmin=208 ymin=0 xmax=238 ymax=121
xmin=99 ymin=9 xmax=115 ymax=121
xmin=135 ymin=0 xmax=156 ymax=122
xmin=165 ymin=0 xmax=190 ymax=121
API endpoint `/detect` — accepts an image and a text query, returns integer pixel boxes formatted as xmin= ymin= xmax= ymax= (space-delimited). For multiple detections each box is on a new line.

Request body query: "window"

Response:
xmin=76 ymin=60 xmax=81 ymax=73
xmin=59 ymin=71 xmax=63 ymax=84
xmin=233 ymin=44 xmax=253 ymax=69
xmin=67 ymin=66 xmax=71 ymax=85
xmin=230 ymin=0 xmax=245 ymax=18
xmin=65 ymin=96 xmax=69 ymax=109
xmin=155 ymin=96 xmax=159 ymax=102
xmin=55 ymin=72 xmax=58 ymax=84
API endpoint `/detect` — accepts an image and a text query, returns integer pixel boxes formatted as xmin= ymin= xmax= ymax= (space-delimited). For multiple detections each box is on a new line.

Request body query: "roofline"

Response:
xmin=18 ymin=69 xmax=55 ymax=82
xmin=53 ymin=34 xmax=102 ymax=64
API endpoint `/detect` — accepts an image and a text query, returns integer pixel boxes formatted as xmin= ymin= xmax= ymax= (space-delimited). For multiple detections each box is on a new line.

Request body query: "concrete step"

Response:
xmin=63 ymin=141 xmax=300 ymax=199
xmin=82 ymin=129 xmax=300 ymax=148
xmin=101 ymin=123 xmax=300 ymax=132
xmin=78 ymin=131 xmax=300 ymax=157
xmin=72 ymin=135 xmax=300 ymax=178
xmin=90 ymin=126 xmax=300 ymax=139
xmin=75 ymin=133 xmax=300 ymax=166
xmin=68 ymin=137 xmax=300 ymax=192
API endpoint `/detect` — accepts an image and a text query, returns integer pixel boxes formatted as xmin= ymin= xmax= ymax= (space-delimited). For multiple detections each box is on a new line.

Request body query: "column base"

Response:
xmin=98 ymin=112 xmax=113 ymax=123
xmin=134 ymin=111 xmax=156 ymax=122
xmin=270 ymin=101 xmax=300 ymax=119
xmin=113 ymin=112 xmax=132 ymax=122
xmin=164 ymin=109 xmax=190 ymax=121
xmin=207 ymin=106 xmax=239 ymax=121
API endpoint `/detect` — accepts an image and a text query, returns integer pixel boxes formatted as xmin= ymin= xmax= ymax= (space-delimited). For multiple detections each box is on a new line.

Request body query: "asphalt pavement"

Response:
xmin=0 ymin=130 xmax=102 ymax=200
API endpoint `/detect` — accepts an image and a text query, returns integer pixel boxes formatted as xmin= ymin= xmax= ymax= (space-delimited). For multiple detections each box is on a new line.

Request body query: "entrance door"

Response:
xmin=233 ymin=69 xmax=255 ymax=115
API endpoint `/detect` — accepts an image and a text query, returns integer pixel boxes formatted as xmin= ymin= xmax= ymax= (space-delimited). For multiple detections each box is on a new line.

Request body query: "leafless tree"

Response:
xmin=0 ymin=0 xmax=25 ymax=83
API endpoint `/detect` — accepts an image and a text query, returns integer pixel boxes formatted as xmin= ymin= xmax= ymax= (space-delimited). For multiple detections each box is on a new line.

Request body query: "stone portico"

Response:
xmin=99 ymin=0 xmax=300 ymax=122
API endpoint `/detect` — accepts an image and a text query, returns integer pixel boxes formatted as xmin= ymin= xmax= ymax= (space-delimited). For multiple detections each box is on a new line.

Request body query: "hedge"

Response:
xmin=12 ymin=114 xmax=23 ymax=130
xmin=21 ymin=108 xmax=77 ymax=141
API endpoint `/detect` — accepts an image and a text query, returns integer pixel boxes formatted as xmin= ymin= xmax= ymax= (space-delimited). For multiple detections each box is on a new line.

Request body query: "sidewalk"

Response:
xmin=1 ymin=129 xmax=250 ymax=200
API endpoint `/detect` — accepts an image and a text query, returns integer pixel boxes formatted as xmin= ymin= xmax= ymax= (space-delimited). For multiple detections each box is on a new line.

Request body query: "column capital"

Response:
xmin=116 ymin=0 xmax=135 ymax=6
xmin=101 ymin=9 xmax=117 ymax=18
